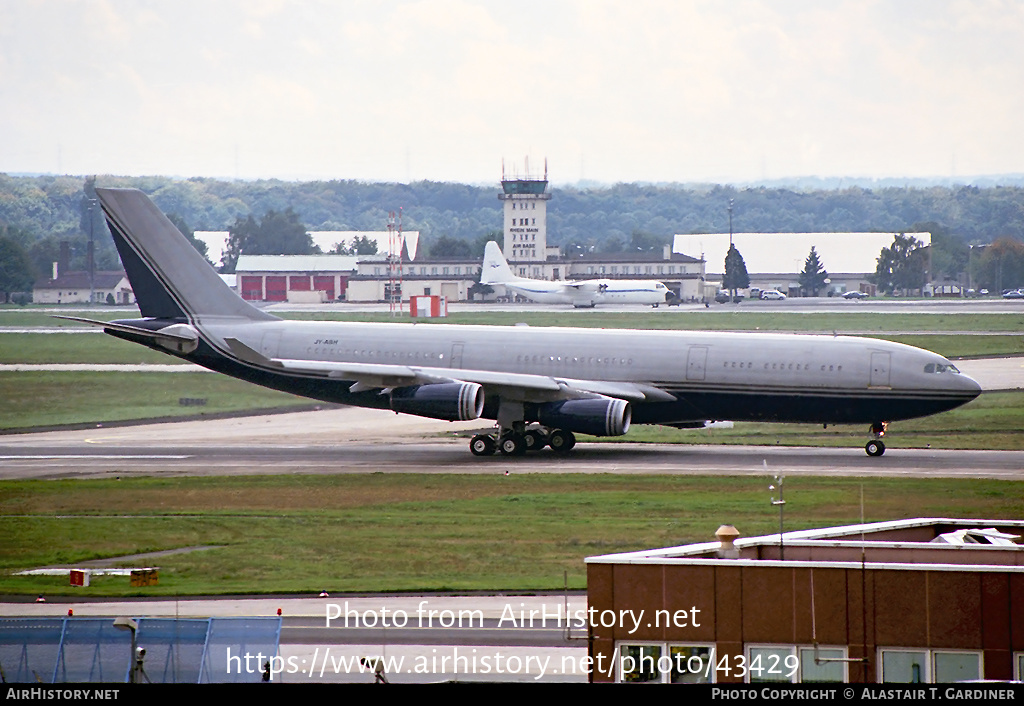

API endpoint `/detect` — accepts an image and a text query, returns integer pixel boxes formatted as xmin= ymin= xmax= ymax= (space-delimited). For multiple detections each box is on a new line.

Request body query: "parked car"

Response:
xmin=1002 ymin=289 xmax=1024 ymax=299
xmin=842 ymin=291 xmax=870 ymax=299
xmin=715 ymin=290 xmax=745 ymax=303
xmin=760 ymin=289 xmax=787 ymax=300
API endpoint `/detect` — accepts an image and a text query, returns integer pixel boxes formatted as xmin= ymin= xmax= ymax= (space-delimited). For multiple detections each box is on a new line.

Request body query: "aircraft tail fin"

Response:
xmin=96 ymin=188 xmax=275 ymax=322
xmin=481 ymin=241 xmax=515 ymax=285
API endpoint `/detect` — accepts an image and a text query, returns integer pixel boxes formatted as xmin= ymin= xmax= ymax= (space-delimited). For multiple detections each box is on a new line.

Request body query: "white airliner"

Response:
xmin=481 ymin=241 xmax=671 ymax=307
xmin=66 ymin=189 xmax=981 ymax=458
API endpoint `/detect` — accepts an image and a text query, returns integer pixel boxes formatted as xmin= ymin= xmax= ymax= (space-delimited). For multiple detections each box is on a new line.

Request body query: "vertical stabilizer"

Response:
xmin=97 ymin=188 xmax=275 ymax=322
xmin=481 ymin=241 xmax=516 ymax=285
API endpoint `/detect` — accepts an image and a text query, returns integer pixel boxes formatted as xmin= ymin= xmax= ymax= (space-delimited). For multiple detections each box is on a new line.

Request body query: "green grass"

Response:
xmin=0 ymin=332 xmax=178 ymax=364
xmin=2 ymin=474 xmax=1021 ymax=596
xmin=0 ymin=372 xmax=311 ymax=429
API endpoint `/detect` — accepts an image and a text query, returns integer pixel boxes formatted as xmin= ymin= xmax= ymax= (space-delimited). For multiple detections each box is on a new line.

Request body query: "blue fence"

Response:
xmin=0 ymin=617 xmax=281 ymax=683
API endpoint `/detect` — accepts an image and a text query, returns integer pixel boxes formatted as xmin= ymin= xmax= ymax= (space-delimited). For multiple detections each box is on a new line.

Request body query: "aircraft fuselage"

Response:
xmin=118 ymin=318 xmax=980 ymax=428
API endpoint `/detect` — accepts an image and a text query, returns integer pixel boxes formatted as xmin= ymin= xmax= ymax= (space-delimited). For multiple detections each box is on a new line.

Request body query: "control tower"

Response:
xmin=499 ymin=158 xmax=551 ymax=262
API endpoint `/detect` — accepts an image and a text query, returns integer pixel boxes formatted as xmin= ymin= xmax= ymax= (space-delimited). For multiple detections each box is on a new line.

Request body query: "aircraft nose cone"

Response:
xmin=960 ymin=372 xmax=983 ymax=398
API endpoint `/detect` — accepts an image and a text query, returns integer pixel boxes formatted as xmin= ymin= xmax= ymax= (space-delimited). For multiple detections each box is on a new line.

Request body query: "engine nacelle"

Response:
xmin=390 ymin=382 xmax=484 ymax=421
xmin=536 ymin=398 xmax=631 ymax=437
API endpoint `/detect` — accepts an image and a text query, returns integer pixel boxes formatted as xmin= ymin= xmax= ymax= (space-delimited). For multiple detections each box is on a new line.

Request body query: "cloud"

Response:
xmin=1 ymin=0 xmax=1022 ymax=182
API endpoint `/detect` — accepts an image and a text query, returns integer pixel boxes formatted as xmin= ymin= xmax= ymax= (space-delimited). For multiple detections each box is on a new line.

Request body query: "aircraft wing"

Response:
xmin=224 ymin=338 xmax=673 ymax=402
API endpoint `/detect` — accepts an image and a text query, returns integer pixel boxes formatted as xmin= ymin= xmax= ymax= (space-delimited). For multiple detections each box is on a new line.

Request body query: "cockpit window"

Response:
xmin=925 ymin=363 xmax=960 ymax=374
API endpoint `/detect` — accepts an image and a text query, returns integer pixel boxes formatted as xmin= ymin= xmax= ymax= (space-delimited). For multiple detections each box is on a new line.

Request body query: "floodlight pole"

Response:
xmin=728 ymin=199 xmax=734 ymax=248
xmin=770 ymin=474 xmax=785 ymax=560
xmin=112 ymin=617 xmax=138 ymax=683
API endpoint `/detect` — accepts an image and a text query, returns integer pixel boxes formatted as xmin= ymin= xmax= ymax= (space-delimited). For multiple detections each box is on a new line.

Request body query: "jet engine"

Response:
xmin=390 ymin=382 xmax=485 ymax=421
xmin=535 ymin=397 xmax=631 ymax=437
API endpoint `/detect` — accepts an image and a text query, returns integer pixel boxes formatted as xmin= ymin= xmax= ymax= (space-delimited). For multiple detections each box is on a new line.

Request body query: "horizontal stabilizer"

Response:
xmin=56 ymin=315 xmax=199 ymax=355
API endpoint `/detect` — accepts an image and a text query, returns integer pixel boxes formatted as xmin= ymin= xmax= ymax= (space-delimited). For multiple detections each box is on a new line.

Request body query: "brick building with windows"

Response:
xmin=586 ymin=518 xmax=1024 ymax=683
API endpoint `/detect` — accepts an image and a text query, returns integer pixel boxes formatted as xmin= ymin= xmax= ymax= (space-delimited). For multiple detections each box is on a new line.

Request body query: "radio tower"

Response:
xmin=387 ymin=209 xmax=404 ymax=316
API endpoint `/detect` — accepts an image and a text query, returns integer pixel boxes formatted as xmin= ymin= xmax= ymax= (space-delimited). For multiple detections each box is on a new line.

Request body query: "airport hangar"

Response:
xmin=673 ymin=231 xmax=934 ymax=298
xmin=585 ymin=517 xmax=1024 ymax=684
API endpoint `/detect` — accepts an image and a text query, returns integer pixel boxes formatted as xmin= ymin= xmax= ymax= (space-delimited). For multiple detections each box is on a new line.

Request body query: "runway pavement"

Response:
xmin=1 ymin=401 xmax=1023 ymax=480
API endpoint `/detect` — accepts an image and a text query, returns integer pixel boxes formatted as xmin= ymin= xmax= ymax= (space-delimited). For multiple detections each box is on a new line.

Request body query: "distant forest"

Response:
xmin=2 ymin=173 xmax=1024 ymax=280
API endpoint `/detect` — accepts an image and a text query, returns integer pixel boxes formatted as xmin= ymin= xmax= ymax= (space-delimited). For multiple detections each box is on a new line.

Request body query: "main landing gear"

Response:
xmin=865 ymin=421 xmax=887 ymax=457
xmin=469 ymin=426 xmax=576 ymax=457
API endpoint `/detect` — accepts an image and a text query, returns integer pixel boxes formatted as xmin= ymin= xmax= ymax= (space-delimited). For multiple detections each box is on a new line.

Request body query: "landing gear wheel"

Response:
xmin=548 ymin=429 xmax=576 ymax=454
xmin=524 ymin=430 xmax=546 ymax=451
xmin=865 ymin=439 xmax=886 ymax=457
xmin=470 ymin=434 xmax=496 ymax=457
xmin=498 ymin=434 xmax=527 ymax=456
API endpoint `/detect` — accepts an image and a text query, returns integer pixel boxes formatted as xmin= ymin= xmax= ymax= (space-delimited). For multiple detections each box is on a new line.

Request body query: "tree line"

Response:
xmin=3 ymin=174 xmax=1024 ymax=299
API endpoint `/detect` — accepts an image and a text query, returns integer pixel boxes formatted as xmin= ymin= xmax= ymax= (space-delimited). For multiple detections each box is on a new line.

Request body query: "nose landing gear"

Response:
xmin=865 ymin=422 xmax=887 ymax=457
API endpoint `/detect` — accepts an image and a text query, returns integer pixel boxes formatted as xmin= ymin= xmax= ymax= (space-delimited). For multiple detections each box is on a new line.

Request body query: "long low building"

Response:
xmin=235 ymin=254 xmax=359 ymax=302
xmin=33 ymin=270 xmax=134 ymax=305
xmin=235 ymin=247 xmax=707 ymax=303
xmin=673 ymin=232 xmax=932 ymax=296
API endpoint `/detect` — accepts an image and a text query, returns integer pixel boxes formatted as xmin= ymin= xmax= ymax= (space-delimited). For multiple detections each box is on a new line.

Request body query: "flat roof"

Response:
xmin=586 ymin=518 xmax=1024 ymax=572
xmin=673 ymin=232 xmax=931 ymax=275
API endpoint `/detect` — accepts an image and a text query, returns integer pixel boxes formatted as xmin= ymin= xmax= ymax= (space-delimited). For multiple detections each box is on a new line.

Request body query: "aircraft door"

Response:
xmin=686 ymin=346 xmax=708 ymax=381
xmin=870 ymin=352 xmax=891 ymax=388
xmin=450 ymin=342 xmax=464 ymax=369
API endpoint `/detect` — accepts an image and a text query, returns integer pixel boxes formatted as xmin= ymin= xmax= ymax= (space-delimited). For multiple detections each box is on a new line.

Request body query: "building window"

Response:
xmin=879 ymin=648 xmax=982 ymax=683
xmin=741 ymin=645 xmax=846 ymax=683
xmin=798 ymin=647 xmax=846 ymax=683
xmin=618 ymin=644 xmax=661 ymax=683
xmin=880 ymin=650 xmax=929 ymax=683
xmin=616 ymin=643 xmax=714 ymax=683
xmin=746 ymin=646 xmax=799 ymax=683
xmin=932 ymin=651 xmax=981 ymax=682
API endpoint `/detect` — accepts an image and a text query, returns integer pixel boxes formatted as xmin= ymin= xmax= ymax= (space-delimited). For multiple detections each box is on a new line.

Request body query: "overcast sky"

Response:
xmin=2 ymin=0 xmax=1022 ymax=185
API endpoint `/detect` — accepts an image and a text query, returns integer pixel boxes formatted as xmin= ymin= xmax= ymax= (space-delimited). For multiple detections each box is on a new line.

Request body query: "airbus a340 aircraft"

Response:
xmin=481 ymin=241 xmax=671 ymax=307
xmin=67 ymin=188 xmax=981 ymax=459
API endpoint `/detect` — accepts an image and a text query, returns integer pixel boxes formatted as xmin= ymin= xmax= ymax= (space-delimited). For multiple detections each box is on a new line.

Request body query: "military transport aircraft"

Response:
xmin=481 ymin=241 xmax=671 ymax=308
xmin=64 ymin=188 xmax=981 ymax=458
